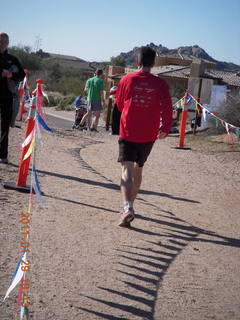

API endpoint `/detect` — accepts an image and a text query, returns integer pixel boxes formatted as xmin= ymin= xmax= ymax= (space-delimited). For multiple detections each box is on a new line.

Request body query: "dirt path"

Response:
xmin=0 ymin=120 xmax=240 ymax=320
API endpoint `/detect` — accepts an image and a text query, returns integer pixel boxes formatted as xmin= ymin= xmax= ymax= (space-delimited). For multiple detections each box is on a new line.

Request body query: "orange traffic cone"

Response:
xmin=173 ymin=90 xmax=191 ymax=150
xmin=3 ymin=79 xmax=46 ymax=193
xmin=16 ymin=95 xmax=37 ymax=188
xmin=3 ymin=93 xmax=37 ymax=192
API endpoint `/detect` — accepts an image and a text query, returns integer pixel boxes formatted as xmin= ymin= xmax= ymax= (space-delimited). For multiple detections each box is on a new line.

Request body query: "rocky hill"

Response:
xmin=118 ymin=43 xmax=240 ymax=71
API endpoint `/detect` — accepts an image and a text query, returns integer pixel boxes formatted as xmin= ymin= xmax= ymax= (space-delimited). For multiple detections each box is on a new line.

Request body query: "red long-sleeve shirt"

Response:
xmin=116 ymin=71 xmax=172 ymax=143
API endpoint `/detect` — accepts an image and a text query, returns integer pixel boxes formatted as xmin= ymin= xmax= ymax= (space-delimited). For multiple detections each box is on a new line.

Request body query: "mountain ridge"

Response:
xmin=117 ymin=43 xmax=240 ymax=71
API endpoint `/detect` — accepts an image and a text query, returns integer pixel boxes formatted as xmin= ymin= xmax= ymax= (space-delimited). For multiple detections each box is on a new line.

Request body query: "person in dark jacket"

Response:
xmin=0 ymin=32 xmax=25 ymax=163
xmin=109 ymin=85 xmax=121 ymax=135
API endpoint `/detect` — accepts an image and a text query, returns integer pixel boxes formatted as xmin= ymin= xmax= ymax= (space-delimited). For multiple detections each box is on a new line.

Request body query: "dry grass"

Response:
xmin=185 ymin=130 xmax=240 ymax=155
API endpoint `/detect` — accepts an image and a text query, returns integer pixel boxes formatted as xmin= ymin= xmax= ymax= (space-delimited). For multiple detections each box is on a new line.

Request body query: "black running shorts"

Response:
xmin=118 ymin=138 xmax=155 ymax=167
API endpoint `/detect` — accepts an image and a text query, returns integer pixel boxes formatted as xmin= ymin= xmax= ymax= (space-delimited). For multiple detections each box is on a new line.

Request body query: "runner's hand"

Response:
xmin=2 ymin=70 xmax=12 ymax=78
xmin=158 ymin=132 xmax=167 ymax=139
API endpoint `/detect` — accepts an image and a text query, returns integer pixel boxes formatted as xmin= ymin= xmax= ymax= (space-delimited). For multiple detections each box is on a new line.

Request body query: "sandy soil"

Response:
xmin=0 ymin=113 xmax=240 ymax=320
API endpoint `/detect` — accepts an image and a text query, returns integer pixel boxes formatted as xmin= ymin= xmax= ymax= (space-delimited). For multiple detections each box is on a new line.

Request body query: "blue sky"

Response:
xmin=1 ymin=0 xmax=240 ymax=64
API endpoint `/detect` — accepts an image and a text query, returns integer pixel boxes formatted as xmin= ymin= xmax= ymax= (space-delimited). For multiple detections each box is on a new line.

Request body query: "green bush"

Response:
xmin=170 ymin=86 xmax=185 ymax=100
xmin=9 ymin=46 xmax=42 ymax=70
xmin=52 ymin=76 xmax=85 ymax=96
xmin=110 ymin=55 xmax=126 ymax=67
xmin=43 ymin=91 xmax=64 ymax=107
xmin=223 ymin=91 xmax=240 ymax=127
xmin=8 ymin=46 xmax=86 ymax=98
xmin=56 ymin=95 xmax=75 ymax=110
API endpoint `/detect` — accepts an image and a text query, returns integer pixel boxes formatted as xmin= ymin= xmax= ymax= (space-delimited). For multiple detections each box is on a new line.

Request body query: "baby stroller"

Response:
xmin=72 ymin=99 xmax=87 ymax=129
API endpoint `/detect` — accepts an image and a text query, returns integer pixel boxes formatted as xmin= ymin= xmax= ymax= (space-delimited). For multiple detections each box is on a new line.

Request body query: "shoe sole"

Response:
xmin=0 ymin=160 xmax=8 ymax=164
xmin=118 ymin=213 xmax=135 ymax=227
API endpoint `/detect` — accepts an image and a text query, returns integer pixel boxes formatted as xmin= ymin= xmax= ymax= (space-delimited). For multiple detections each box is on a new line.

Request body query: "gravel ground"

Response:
xmin=0 ymin=112 xmax=239 ymax=320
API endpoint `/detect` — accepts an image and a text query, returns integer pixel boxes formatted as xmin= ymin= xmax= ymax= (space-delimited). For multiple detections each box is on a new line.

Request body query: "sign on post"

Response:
xmin=188 ymin=77 xmax=213 ymax=104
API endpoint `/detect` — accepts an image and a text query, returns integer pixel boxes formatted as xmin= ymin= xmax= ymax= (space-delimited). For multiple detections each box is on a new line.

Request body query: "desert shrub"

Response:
xmin=170 ymin=85 xmax=185 ymax=100
xmin=56 ymin=95 xmax=75 ymax=110
xmin=9 ymin=46 xmax=42 ymax=70
xmin=207 ymin=90 xmax=240 ymax=133
xmin=222 ymin=91 xmax=240 ymax=127
xmin=43 ymin=91 xmax=64 ymax=107
xmin=52 ymin=76 xmax=85 ymax=96
xmin=8 ymin=46 xmax=86 ymax=97
xmin=40 ymin=59 xmax=85 ymax=95
xmin=27 ymin=70 xmax=49 ymax=91
xmin=110 ymin=55 xmax=126 ymax=67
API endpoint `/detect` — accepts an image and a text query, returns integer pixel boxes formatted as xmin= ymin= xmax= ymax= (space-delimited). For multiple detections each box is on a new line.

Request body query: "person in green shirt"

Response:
xmin=80 ymin=69 xmax=104 ymax=132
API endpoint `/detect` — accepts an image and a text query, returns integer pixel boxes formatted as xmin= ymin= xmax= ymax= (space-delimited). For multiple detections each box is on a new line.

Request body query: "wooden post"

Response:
xmin=193 ymin=78 xmax=202 ymax=135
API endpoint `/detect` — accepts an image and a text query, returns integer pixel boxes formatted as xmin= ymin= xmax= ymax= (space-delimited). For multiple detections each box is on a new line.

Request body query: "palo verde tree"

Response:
xmin=110 ymin=55 xmax=126 ymax=67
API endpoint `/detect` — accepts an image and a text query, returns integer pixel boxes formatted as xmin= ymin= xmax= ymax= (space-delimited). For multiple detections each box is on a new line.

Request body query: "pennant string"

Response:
xmin=4 ymin=81 xmax=52 ymax=319
xmin=188 ymin=94 xmax=240 ymax=135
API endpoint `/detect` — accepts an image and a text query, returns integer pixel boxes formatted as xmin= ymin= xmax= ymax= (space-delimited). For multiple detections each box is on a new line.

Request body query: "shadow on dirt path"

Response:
xmin=75 ymin=209 xmax=240 ymax=319
xmin=7 ymin=135 xmax=240 ymax=319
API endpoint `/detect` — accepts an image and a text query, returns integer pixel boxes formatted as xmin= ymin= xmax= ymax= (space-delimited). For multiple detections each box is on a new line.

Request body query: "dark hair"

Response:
xmin=138 ymin=46 xmax=156 ymax=67
xmin=96 ymin=69 xmax=103 ymax=76
xmin=0 ymin=32 xmax=9 ymax=39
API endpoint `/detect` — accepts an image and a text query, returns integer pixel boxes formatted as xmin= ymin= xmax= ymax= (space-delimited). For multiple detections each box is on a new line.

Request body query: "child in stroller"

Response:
xmin=72 ymin=95 xmax=87 ymax=129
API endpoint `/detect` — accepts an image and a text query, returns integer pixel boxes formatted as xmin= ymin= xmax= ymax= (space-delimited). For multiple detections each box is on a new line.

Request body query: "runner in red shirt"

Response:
xmin=115 ymin=46 xmax=172 ymax=227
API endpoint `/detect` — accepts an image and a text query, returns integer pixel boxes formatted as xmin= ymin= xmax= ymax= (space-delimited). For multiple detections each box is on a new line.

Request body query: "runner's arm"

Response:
xmin=159 ymin=81 xmax=172 ymax=136
xmin=100 ymin=90 xmax=105 ymax=105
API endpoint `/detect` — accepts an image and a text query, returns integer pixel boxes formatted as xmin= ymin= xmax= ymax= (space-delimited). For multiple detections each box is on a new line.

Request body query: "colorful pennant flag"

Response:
xmin=36 ymin=111 xmax=53 ymax=132
xmin=36 ymin=84 xmax=46 ymax=120
xmin=23 ymin=136 xmax=35 ymax=161
xmin=185 ymin=95 xmax=192 ymax=104
xmin=235 ymin=128 xmax=240 ymax=143
xmin=32 ymin=165 xmax=44 ymax=206
xmin=4 ymin=253 xmax=27 ymax=301
xmin=35 ymin=120 xmax=43 ymax=146
xmin=19 ymin=130 xmax=34 ymax=149
xmin=42 ymin=90 xmax=49 ymax=103
xmin=225 ymin=122 xmax=230 ymax=134
xmin=202 ymin=108 xmax=209 ymax=123
xmin=188 ymin=93 xmax=240 ymax=136
xmin=12 ymin=255 xmax=24 ymax=279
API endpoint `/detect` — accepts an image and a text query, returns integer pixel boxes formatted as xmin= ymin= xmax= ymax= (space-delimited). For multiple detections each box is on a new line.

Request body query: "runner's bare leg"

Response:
xmin=91 ymin=111 xmax=101 ymax=129
xmin=80 ymin=110 xmax=92 ymax=127
xmin=120 ymin=161 xmax=143 ymax=203
xmin=131 ymin=163 xmax=143 ymax=201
